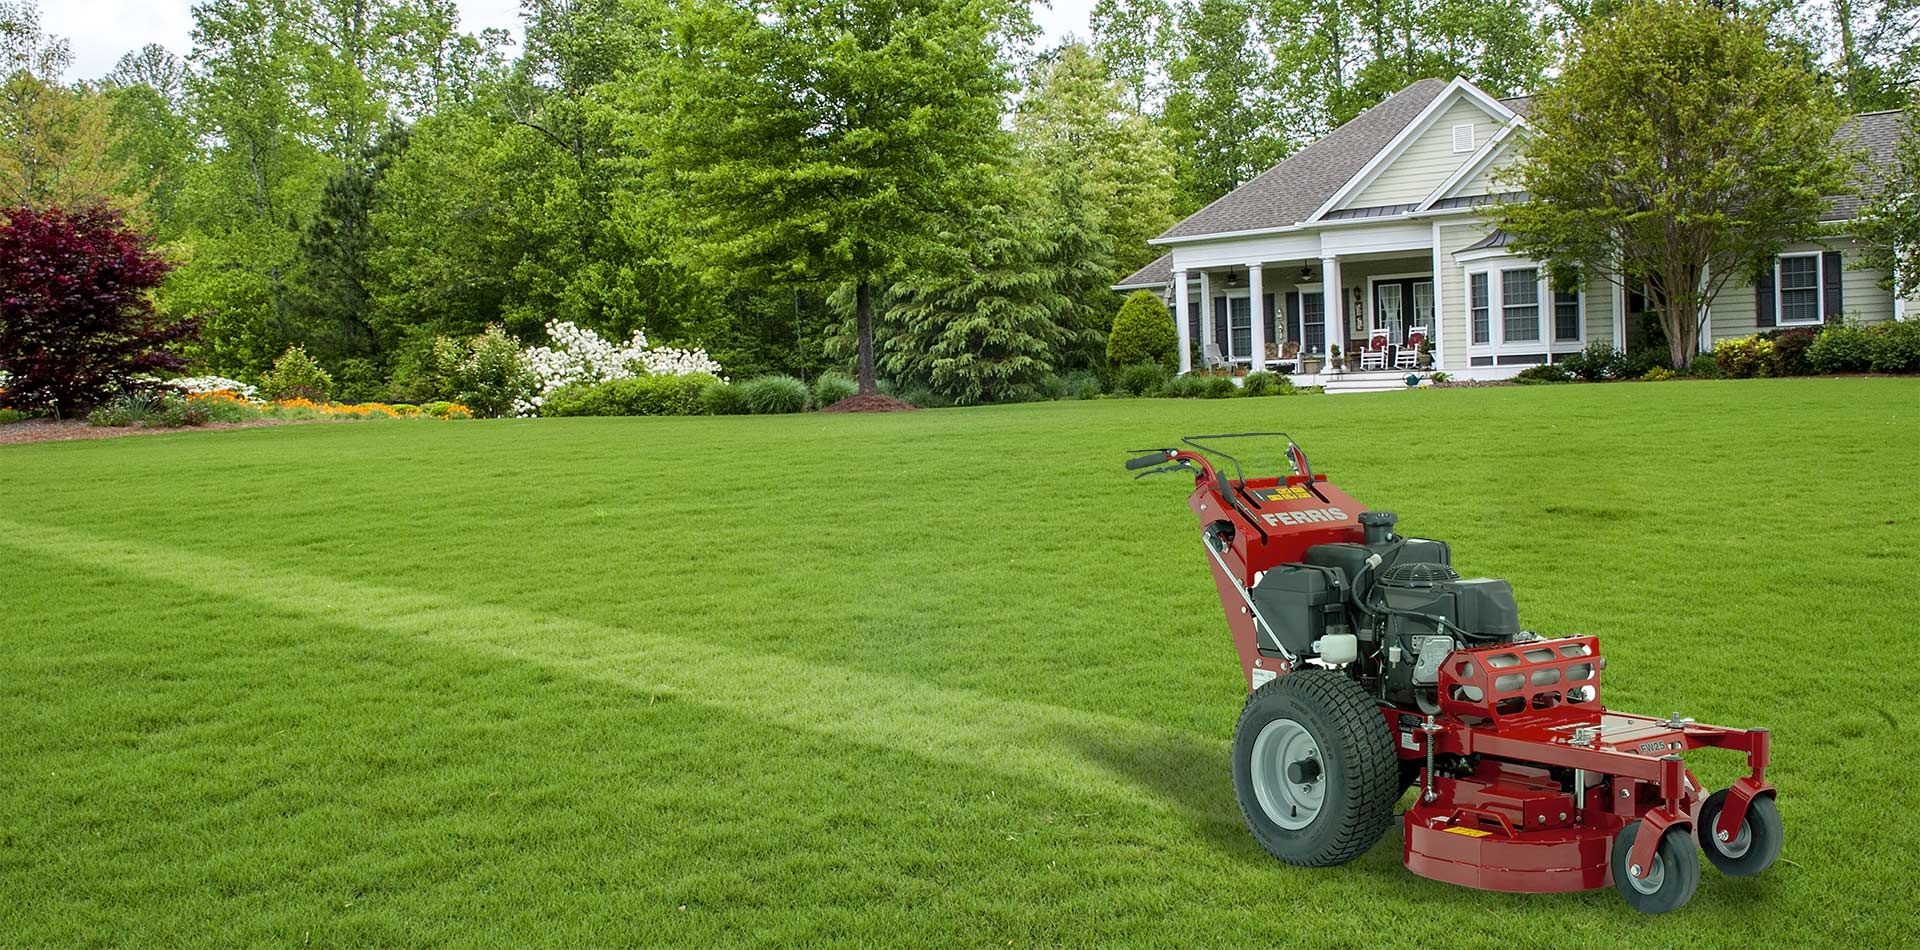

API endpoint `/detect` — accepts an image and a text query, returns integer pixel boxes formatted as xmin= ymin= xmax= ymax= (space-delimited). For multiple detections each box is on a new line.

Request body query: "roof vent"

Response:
xmin=1452 ymin=124 xmax=1476 ymax=153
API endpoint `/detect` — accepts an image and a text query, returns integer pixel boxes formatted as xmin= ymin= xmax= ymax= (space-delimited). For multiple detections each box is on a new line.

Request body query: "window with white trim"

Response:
xmin=1777 ymin=253 xmax=1821 ymax=325
xmin=1470 ymin=273 xmax=1490 ymax=344
xmin=1553 ymin=289 xmax=1581 ymax=343
xmin=1502 ymin=268 xmax=1540 ymax=342
xmin=1301 ymin=291 xmax=1326 ymax=355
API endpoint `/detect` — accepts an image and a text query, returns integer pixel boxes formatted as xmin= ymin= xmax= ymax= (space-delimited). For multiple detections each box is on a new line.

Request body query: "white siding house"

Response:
xmin=1114 ymin=77 xmax=1914 ymax=384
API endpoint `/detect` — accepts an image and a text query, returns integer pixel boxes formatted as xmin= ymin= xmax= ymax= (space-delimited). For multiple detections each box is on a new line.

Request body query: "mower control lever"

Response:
xmin=1126 ymin=451 xmax=1174 ymax=470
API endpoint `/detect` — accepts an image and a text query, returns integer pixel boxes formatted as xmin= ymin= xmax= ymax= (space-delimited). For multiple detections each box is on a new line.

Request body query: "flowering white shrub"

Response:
xmin=163 ymin=376 xmax=261 ymax=401
xmin=516 ymin=321 xmax=724 ymax=416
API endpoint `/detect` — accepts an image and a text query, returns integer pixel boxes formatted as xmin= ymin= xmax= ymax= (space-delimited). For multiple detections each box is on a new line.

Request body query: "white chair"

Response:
xmin=1360 ymin=331 xmax=1389 ymax=370
xmin=1397 ymin=326 xmax=1428 ymax=369
xmin=1202 ymin=340 xmax=1230 ymax=369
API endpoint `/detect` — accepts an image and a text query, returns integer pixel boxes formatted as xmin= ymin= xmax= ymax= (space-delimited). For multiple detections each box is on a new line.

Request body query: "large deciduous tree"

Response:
xmin=0 ymin=2 xmax=134 ymax=210
xmin=1495 ymin=0 xmax=1855 ymax=369
xmin=645 ymin=0 xmax=1021 ymax=395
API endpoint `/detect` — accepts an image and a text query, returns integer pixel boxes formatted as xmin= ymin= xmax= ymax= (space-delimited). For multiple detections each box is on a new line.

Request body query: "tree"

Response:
xmin=1090 ymin=0 xmax=1176 ymax=111
xmin=105 ymin=45 xmax=198 ymax=229
xmin=881 ymin=210 xmax=1068 ymax=404
xmin=0 ymin=2 xmax=134 ymax=210
xmin=644 ymin=0 xmax=1023 ymax=395
xmin=1858 ymin=106 xmax=1920 ymax=298
xmin=0 ymin=205 xmax=193 ymax=416
xmin=1495 ymin=0 xmax=1855 ymax=369
xmin=1108 ymin=290 xmax=1179 ymax=368
xmin=1163 ymin=0 xmax=1286 ymax=208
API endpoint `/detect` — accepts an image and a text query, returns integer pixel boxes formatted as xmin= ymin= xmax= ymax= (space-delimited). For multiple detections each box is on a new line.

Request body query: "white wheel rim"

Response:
xmin=1628 ymin=852 xmax=1667 ymax=895
xmin=1250 ymin=718 xmax=1325 ymax=830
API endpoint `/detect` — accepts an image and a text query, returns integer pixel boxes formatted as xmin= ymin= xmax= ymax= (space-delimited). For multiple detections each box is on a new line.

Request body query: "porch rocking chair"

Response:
xmin=1360 ymin=330 xmax=1390 ymax=370
xmin=1397 ymin=326 xmax=1428 ymax=369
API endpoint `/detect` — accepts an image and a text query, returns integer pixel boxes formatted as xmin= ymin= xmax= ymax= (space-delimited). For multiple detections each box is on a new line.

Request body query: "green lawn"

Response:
xmin=3 ymin=380 xmax=1916 ymax=946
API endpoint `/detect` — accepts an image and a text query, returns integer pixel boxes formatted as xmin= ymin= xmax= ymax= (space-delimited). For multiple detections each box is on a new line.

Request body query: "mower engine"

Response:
xmin=1130 ymin=433 xmax=1780 ymax=914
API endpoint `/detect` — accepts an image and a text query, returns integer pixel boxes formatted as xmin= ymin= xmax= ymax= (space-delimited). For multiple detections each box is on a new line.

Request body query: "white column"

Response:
xmin=1198 ymin=269 xmax=1214 ymax=364
xmin=1611 ymin=250 xmax=1627 ymax=347
xmin=1321 ymin=256 xmax=1342 ymax=361
xmin=1429 ymin=222 xmax=1444 ymax=369
xmin=1172 ymin=269 xmax=1191 ymax=374
xmin=1246 ymin=263 xmax=1265 ymax=371
xmin=1894 ymin=244 xmax=1906 ymax=321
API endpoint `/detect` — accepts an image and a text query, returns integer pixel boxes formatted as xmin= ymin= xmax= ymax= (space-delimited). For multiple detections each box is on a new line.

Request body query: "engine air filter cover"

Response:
xmin=1378 ymin=562 xmax=1461 ymax=589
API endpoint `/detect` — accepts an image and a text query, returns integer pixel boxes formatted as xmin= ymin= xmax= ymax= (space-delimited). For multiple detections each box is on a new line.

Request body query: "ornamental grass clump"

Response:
xmin=812 ymin=372 xmax=858 ymax=408
xmin=740 ymin=374 xmax=810 ymax=413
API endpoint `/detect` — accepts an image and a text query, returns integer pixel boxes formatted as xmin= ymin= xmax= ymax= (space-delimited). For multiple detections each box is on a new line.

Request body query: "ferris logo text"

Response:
xmin=1261 ymin=507 xmax=1349 ymax=527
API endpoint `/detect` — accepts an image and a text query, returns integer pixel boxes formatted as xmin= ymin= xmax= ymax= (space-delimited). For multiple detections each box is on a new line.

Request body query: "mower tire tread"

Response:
xmin=1232 ymin=670 xmax=1398 ymax=867
xmin=1610 ymin=821 xmax=1700 ymax=914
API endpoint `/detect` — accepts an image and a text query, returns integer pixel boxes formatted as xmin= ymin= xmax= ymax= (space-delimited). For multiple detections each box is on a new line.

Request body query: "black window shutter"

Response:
xmin=1263 ymin=294 xmax=1276 ymax=345
xmin=1188 ymin=301 xmax=1201 ymax=358
xmin=1755 ymin=267 xmax=1776 ymax=328
xmin=1822 ymin=250 xmax=1844 ymax=321
xmin=1285 ymin=292 xmax=1301 ymax=343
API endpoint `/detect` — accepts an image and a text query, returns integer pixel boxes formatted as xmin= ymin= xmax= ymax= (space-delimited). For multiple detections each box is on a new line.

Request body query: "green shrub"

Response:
xmin=1241 ymin=371 xmax=1293 ymax=396
xmin=1037 ymin=374 xmax=1067 ymax=400
xmin=812 ymin=372 xmax=858 ymax=408
xmin=1201 ymin=375 xmax=1241 ymax=398
xmin=1807 ymin=323 xmax=1875 ymax=373
xmin=259 ymin=346 xmax=333 ymax=402
xmin=898 ymin=384 xmax=954 ymax=409
xmin=1765 ymin=327 xmax=1818 ymax=376
xmin=739 ymin=374 xmax=810 ymax=413
xmin=1514 ymin=362 xmax=1572 ymax=385
xmin=1107 ymin=291 xmax=1179 ymax=370
xmin=1428 ymin=371 xmax=1452 ymax=384
xmin=0 ymin=408 xmax=32 ymax=424
xmin=543 ymin=373 xmax=717 ymax=417
xmin=1160 ymin=374 xmax=1206 ymax=398
xmin=420 ymin=401 xmax=472 ymax=419
xmin=1561 ymin=342 xmax=1627 ymax=381
xmin=1641 ymin=367 xmax=1677 ymax=381
xmin=1866 ymin=320 xmax=1920 ymax=373
xmin=455 ymin=325 xmax=538 ymax=418
xmin=701 ymin=379 xmax=749 ymax=415
xmin=1712 ymin=335 xmax=1774 ymax=378
xmin=1686 ymin=351 xmax=1722 ymax=378
xmin=1116 ymin=362 xmax=1170 ymax=396
xmin=1060 ymin=370 xmax=1102 ymax=399
xmin=1622 ymin=346 xmax=1670 ymax=379
xmin=88 ymin=391 xmax=207 ymax=427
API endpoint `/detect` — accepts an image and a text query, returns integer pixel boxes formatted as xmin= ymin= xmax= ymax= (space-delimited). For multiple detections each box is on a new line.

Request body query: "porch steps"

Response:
xmin=1319 ymin=370 xmax=1428 ymax=395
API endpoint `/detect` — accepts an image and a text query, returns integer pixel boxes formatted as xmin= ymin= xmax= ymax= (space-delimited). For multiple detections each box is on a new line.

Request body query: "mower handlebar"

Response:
xmin=1125 ymin=451 xmax=1173 ymax=470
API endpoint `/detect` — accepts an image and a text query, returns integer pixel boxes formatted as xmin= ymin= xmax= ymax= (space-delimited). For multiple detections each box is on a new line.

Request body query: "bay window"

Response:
xmin=1502 ymin=268 xmax=1540 ymax=342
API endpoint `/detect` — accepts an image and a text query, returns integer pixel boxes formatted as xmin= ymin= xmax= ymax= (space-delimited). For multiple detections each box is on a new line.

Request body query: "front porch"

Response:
xmin=1169 ymin=251 xmax=1440 ymax=376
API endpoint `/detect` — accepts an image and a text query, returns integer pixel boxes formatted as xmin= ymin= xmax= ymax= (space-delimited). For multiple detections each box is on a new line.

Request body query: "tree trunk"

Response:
xmin=855 ymin=280 xmax=877 ymax=395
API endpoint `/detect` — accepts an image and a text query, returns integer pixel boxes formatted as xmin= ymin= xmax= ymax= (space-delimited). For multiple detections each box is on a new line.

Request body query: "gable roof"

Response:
xmin=1827 ymin=109 xmax=1902 ymax=220
xmin=1153 ymin=78 xmax=1449 ymax=242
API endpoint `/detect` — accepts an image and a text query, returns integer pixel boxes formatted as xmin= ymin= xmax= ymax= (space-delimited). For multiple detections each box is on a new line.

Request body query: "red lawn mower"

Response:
xmin=1129 ymin=433 xmax=1780 ymax=914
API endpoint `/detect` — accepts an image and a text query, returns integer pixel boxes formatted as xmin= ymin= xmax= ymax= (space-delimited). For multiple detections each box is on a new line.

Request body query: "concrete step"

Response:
xmin=1320 ymin=371 xmax=1428 ymax=395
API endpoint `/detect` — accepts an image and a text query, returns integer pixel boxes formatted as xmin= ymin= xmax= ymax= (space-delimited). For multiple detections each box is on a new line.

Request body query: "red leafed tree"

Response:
xmin=0 ymin=205 xmax=195 ymax=417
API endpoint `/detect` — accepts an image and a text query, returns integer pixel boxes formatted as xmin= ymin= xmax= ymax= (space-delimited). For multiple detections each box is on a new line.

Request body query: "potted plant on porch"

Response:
xmin=1328 ymin=344 xmax=1343 ymax=373
xmin=1299 ymin=349 xmax=1323 ymax=375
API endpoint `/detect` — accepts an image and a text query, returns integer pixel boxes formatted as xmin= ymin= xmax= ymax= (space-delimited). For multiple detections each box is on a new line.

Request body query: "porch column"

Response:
xmin=1172 ymin=269 xmax=1191 ymax=374
xmin=1198 ymin=269 xmax=1214 ymax=364
xmin=1429 ymin=222 xmax=1444 ymax=369
xmin=1246 ymin=263 xmax=1265 ymax=370
xmin=1320 ymin=256 xmax=1342 ymax=361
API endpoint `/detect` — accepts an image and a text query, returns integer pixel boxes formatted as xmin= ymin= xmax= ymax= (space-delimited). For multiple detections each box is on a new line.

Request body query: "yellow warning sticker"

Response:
xmin=1444 ymin=827 xmax=1494 ymax=837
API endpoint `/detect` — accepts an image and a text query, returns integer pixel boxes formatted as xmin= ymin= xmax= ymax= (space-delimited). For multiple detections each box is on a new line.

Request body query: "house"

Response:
xmin=1115 ymin=76 xmax=1913 ymax=383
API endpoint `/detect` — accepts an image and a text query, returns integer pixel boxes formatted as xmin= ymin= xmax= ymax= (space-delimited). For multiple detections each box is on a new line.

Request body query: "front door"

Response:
xmin=1373 ymin=278 xmax=1435 ymax=344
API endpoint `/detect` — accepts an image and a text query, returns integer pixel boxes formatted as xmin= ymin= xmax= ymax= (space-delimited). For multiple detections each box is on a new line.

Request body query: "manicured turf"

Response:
xmin=3 ymin=379 xmax=1916 ymax=946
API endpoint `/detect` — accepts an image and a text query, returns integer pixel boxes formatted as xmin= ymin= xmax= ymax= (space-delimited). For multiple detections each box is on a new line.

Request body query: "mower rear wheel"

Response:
xmin=1697 ymin=790 xmax=1782 ymax=877
xmin=1610 ymin=821 xmax=1700 ymax=914
xmin=1232 ymin=670 xmax=1397 ymax=867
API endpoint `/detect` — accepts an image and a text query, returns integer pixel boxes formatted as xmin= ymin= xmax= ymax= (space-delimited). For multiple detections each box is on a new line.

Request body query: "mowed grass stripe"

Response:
xmin=0 ymin=517 xmax=1222 ymax=817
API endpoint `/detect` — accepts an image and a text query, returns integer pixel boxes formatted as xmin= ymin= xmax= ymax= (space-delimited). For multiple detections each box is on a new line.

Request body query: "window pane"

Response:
xmin=1470 ymin=273 xmax=1490 ymax=344
xmin=1780 ymin=256 xmax=1821 ymax=323
xmin=1230 ymin=297 xmax=1252 ymax=358
xmin=1302 ymin=294 xmax=1326 ymax=354
xmin=1503 ymin=269 xmax=1540 ymax=342
xmin=1554 ymin=290 xmax=1580 ymax=342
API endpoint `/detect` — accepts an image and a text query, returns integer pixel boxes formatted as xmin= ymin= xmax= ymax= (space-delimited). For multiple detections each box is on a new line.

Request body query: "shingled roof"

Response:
xmin=1118 ymin=84 xmax=1908 ymax=289
xmin=1154 ymin=78 xmax=1450 ymax=241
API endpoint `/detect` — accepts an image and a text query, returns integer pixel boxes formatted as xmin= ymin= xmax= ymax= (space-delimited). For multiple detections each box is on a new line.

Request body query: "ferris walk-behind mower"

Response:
xmin=1128 ymin=433 xmax=1781 ymax=914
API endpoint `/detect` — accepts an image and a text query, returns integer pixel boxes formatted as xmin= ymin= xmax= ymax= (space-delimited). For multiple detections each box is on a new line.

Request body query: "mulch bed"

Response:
xmin=0 ymin=418 xmax=308 ymax=447
xmin=819 ymin=394 xmax=919 ymax=413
